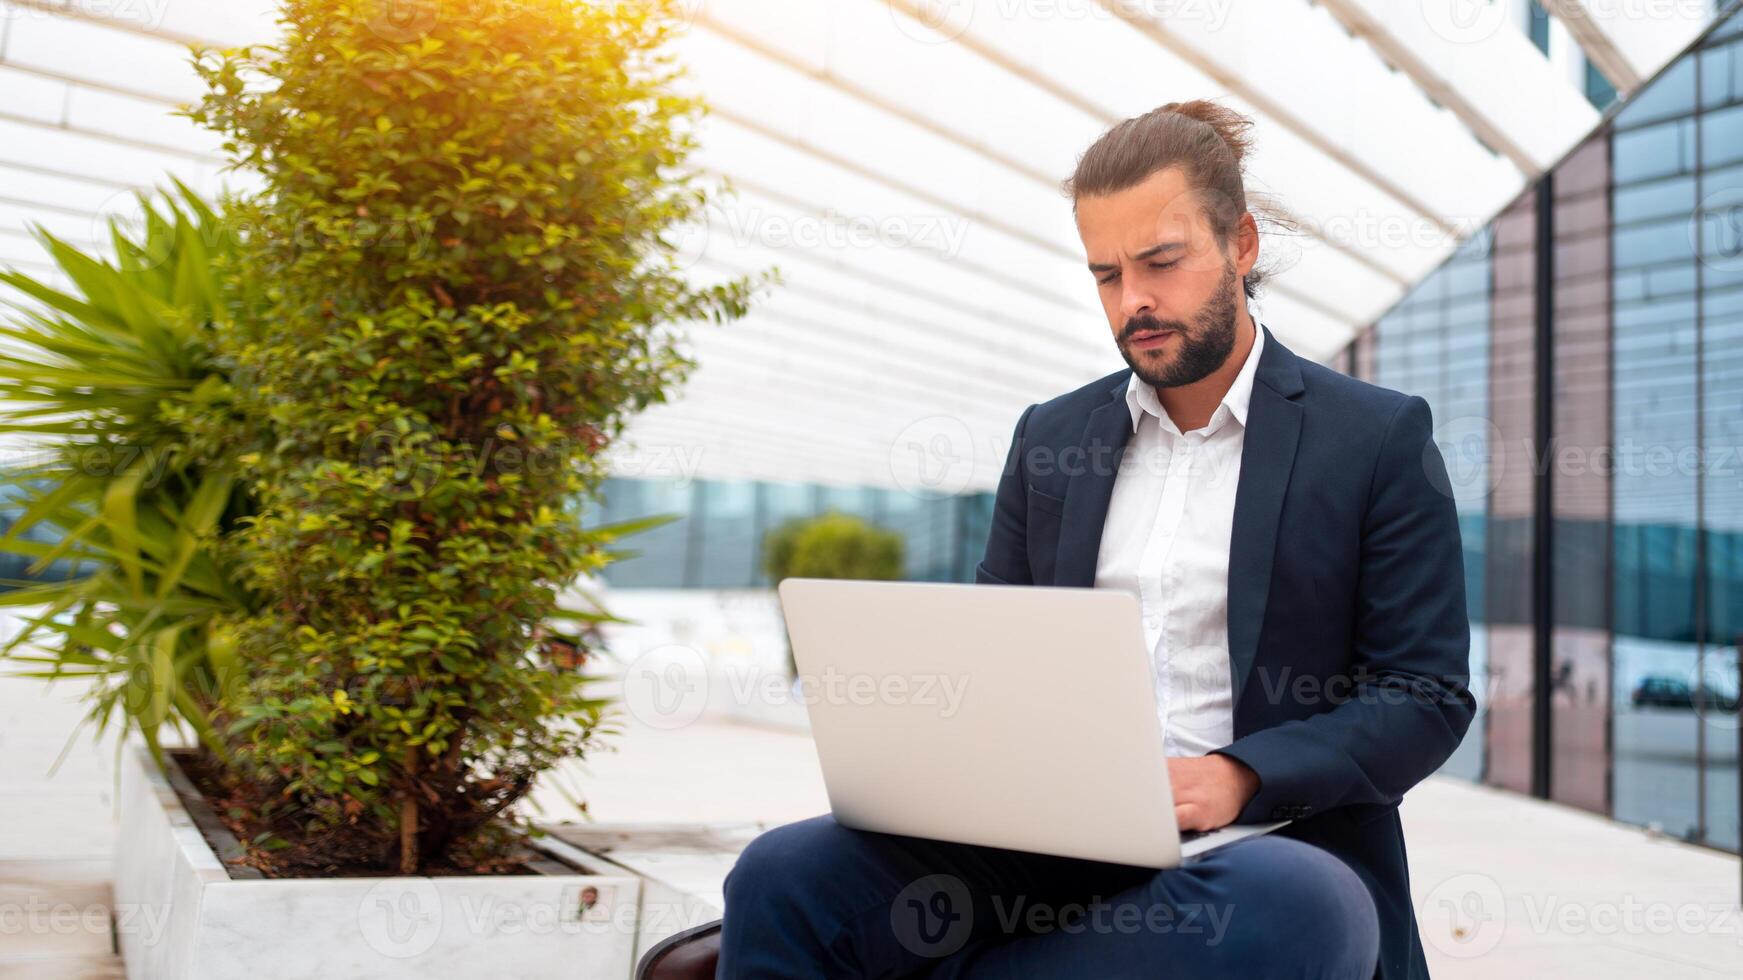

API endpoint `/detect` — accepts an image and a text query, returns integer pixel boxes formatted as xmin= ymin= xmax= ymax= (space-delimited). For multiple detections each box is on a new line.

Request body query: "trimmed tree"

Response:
xmin=189 ymin=0 xmax=770 ymax=874
xmin=763 ymin=512 xmax=904 ymax=675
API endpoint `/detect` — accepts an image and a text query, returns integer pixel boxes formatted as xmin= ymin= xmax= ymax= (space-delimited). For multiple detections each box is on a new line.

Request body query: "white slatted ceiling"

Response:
xmin=0 ymin=0 xmax=1712 ymax=491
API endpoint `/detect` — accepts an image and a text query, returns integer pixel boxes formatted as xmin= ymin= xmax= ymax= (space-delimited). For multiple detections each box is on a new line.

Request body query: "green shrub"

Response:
xmin=188 ymin=0 xmax=771 ymax=874
xmin=764 ymin=511 xmax=905 ymax=583
xmin=763 ymin=512 xmax=904 ymax=676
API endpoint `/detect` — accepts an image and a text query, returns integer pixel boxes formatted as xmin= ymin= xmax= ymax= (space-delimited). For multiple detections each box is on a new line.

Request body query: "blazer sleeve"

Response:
xmin=974 ymin=403 xmax=1038 ymax=587
xmin=1213 ymin=394 xmax=1479 ymax=822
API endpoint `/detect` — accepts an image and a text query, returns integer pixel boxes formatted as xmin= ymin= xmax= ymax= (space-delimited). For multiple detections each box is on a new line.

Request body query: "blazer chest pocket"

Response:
xmin=1026 ymin=485 xmax=1066 ymax=585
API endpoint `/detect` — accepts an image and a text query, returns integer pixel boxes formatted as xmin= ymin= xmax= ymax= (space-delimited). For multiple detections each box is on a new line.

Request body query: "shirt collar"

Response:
xmin=1123 ymin=321 xmax=1266 ymax=436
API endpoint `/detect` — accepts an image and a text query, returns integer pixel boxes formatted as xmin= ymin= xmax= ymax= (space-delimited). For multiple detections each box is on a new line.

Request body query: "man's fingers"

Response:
xmin=1175 ymin=803 xmax=1207 ymax=832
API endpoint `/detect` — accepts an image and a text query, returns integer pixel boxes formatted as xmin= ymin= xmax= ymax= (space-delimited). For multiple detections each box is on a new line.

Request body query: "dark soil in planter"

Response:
xmin=166 ymin=748 xmax=588 ymax=879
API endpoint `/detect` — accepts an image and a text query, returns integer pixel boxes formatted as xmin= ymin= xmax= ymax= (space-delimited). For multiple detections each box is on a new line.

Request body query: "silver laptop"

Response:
xmin=775 ymin=577 xmax=1287 ymax=869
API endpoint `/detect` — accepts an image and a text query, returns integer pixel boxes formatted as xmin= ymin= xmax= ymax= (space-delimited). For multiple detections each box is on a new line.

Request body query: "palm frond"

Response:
xmin=0 ymin=182 xmax=257 ymax=765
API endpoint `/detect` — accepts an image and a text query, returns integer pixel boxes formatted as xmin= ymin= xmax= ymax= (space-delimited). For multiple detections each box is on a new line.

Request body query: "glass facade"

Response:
xmin=1528 ymin=2 xmax=1551 ymax=56
xmin=1371 ymin=229 xmax=1495 ymax=783
xmin=588 ymin=477 xmax=994 ymax=589
xmin=1337 ymin=9 xmax=1743 ymax=852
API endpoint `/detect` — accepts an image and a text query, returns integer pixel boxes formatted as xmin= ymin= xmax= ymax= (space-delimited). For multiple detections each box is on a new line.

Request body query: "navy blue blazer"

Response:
xmin=975 ymin=324 xmax=1476 ymax=980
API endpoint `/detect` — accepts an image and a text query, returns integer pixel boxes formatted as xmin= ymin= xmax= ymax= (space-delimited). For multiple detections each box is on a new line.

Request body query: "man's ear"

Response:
xmin=1236 ymin=212 xmax=1261 ymax=277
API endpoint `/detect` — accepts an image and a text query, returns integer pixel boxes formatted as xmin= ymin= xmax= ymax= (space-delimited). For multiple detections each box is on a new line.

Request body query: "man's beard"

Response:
xmin=1116 ymin=260 xmax=1240 ymax=389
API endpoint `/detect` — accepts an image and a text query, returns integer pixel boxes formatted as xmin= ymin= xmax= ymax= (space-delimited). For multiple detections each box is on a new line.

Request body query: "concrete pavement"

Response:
xmin=3 ymin=668 xmax=1739 ymax=977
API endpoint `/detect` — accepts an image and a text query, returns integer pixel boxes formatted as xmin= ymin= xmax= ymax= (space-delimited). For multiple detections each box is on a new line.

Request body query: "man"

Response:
xmin=716 ymin=100 xmax=1475 ymax=979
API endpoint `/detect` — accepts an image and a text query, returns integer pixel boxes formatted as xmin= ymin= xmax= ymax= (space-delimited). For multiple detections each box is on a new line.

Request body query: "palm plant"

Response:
xmin=0 ymin=179 xmax=709 ymax=866
xmin=0 ymin=181 xmax=259 ymax=772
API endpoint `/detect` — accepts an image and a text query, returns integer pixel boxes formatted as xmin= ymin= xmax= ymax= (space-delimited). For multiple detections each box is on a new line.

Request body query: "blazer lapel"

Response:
xmin=1227 ymin=325 xmax=1305 ymax=709
xmin=1052 ymin=375 xmax=1134 ymax=587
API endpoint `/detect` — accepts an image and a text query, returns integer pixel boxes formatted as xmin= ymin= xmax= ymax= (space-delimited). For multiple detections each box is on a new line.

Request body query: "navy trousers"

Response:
xmin=715 ymin=814 xmax=1380 ymax=979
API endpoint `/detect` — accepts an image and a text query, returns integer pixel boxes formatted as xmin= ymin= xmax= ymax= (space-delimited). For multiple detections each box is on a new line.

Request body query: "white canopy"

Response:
xmin=0 ymin=0 xmax=1714 ymax=491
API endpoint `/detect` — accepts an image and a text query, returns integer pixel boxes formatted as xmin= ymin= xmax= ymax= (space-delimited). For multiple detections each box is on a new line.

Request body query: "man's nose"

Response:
xmin=1120 ymin=289 xmax=1155 ymax=324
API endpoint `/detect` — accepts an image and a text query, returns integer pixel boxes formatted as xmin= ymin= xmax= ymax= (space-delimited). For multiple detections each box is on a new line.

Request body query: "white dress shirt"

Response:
xmin=1093 ymin=319 xmax=1265 ymax=758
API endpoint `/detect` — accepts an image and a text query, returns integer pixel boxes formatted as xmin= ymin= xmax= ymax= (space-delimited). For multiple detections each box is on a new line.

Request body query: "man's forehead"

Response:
xmin=1079 ymin=185 xmax=1200 ymax=235
xmin=1079 ymin=196 xmax=1203 ymax=263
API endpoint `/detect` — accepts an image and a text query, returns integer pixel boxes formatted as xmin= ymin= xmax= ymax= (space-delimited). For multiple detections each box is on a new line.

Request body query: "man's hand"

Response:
xmin=1169 ymin=753 xmax=1261 ymax=832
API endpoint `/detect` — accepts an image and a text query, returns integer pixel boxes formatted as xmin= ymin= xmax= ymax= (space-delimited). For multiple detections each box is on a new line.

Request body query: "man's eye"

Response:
xmin=1098 ymin=260 xmax=1173 ymax=285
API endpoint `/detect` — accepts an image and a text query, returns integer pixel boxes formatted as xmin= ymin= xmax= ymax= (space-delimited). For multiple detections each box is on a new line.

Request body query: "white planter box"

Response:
xmin=113 ymin=743 xmax=641 ymax=979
